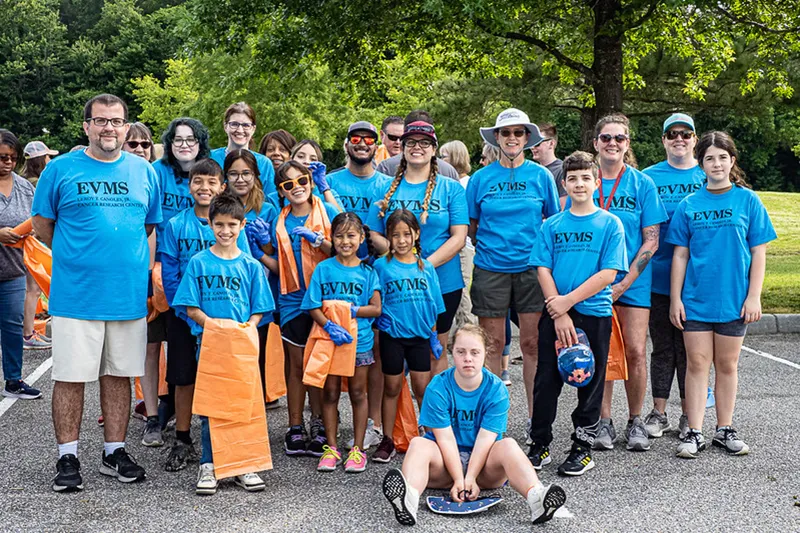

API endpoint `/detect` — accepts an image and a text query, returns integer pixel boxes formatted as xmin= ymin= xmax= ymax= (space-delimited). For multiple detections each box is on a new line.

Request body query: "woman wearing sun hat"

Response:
xmin=466 ymin=108 xmax=560 ymax=433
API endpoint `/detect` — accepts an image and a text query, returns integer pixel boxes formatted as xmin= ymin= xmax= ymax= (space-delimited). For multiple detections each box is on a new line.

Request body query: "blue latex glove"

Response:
xmin=323 ymin=320 xmax=353 ymax=346
xmin=351 ymin=305 xmax=360 ymax=319
xmin=247 ymin=231 xmax=265 ymax=260
xmin=291 ymin=226 xmax=324 ymax=247
xmin=246 ymin=217 xmax=271 ymax=247
xmin=308 ymin=161 xmax=330 ymax=193
xmin=430 ymin=331 xmax=443 ymax=360
xmin=375 ymin=314 xmax=392 ymax=332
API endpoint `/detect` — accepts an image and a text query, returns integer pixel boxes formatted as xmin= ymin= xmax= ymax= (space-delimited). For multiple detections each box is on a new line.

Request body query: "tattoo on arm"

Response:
xmin=636 ymin=250 xmax=653 ymax=274
xmin=643 ymin=225 xmax=659 ymax=243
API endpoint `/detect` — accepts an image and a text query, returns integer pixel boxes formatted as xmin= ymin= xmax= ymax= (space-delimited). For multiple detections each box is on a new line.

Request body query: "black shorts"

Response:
xmin=165 ymin=309 xmax=198 ymax=386
xmin=379 ymin=332 xmax=431 ymax=375
xmin=147 ymin=312 xmax=167 ymax=344
xmin=281 ymin=313 xmax=314 ymax=347
xmin=614 ymin=301 xmax=650 ymax=310
xmin=436 ymin=289 xmax=463 ymax=335
xmin=471 ymin=267 xmax=545 ymax=317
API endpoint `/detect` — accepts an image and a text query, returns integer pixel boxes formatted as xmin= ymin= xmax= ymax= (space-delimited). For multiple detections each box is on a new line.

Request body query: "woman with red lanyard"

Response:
xmin=580 ymin=114 xmax=668 ymax=453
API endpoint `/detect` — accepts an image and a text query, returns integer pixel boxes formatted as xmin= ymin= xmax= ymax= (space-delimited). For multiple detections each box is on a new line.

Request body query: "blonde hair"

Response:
xmin=378 ymin=155 xmax=439 ymax=224
xmin=440 ymin=140 xmax=471 ymax=177
xmin=453 ymin=324 xmax=492 ymax=358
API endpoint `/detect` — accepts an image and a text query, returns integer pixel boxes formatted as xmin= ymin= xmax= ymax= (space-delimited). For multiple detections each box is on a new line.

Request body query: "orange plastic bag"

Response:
xmin=393 ymin=377 xmax=419 ymax=453
xmin=303 ymin=301 xmax=357 ymax=388
xmin=147 ymin=263 xmax=169 ymax=323
xmin=23 ymin=237 xmax=52 ymax=296
xmin=134 ymin=344 xmax=169 ymax=401
xmin=193 ymin=319 xmax=259 ymax=424
xmin=264 ymin=323 xmax=286 ymax=402
xmin=605 ymin=308 xmax=628 ymax=381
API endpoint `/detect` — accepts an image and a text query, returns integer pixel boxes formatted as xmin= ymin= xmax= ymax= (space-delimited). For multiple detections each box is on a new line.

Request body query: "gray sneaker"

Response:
xmin=712 ymin=426 xmax=750 ymax=455
xmin=678 ymin=414 xmax=689 ymax=440
xmin=676 ymin=429 xmax=706 ymax=459
xmin=592 ymin=418 xmax=616 ymax=450
xmin=643 ymin=409 xmax=671 ymax=438
xmin=525 ymin=418 xmax=532 ymax=446
xmin=625 ymin=416 xmax=651 ymax=451
xmin=142 ymin=418 xmax=164 ymax=447
xmin=501 ymin=369 xmax=511 ymax=386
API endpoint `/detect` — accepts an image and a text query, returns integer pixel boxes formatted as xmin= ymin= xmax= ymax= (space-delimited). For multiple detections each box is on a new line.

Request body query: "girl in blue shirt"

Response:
xmin=372 ymin=209 xmax=446 ymax=463
xmin=668 ymin=132 xmax=776 ymax=459
xmin=302 ymin=212 xmax=381 ymax=474
xmin=368 ymin=121 xmax=468 ymax=377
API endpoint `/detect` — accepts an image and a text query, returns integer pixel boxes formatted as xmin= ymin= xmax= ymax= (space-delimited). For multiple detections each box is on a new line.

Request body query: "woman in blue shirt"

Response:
xmin=669 ymin=132 xmax=776 ymax=459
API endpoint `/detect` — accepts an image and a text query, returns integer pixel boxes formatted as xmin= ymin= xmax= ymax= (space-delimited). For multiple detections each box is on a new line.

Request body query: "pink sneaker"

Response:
xmin=345 ymin=446 xmax=367 ymax=473
xmin=316 ymin=445 xmax=341 ymax=472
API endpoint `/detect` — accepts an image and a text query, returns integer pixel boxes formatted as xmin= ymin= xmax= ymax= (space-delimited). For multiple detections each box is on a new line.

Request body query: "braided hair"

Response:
xmin=377 ymin=155 xmax=438 ymax=225
xmin=385 ymin=209 xmax=424 ymax=271
xmin=330 ymin=212 xmax=376 ymax=265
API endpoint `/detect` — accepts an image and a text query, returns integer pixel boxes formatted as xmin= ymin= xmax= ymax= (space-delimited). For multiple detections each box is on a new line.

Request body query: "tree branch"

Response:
xmin=715 ymin=6 xmax=800 ymax=34
xmin=623 ymin=0 xmax=660 ymax=33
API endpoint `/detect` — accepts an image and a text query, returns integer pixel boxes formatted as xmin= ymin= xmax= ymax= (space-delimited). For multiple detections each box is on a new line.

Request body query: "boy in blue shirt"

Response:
xmin=172 ymin=194 xmax=274 ymax=495
xmin=527 ymin=151 xmax=627 ymax=476
xmin=382 ymin=324 xmax=565 ymax=526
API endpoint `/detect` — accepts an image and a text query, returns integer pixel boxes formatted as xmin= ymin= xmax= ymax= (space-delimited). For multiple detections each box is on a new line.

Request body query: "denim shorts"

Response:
xmin=683 ymin=319 xmax=747 ymax=337
xmin=356 ymin=350 xmax=375 ymax=367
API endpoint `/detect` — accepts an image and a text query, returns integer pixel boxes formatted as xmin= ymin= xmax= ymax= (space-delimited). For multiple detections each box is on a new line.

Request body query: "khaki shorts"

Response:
xmin=51 ymin=316 xmax=147 ymax=383
xmin=470 ymin=266 xmax=545 ymax=317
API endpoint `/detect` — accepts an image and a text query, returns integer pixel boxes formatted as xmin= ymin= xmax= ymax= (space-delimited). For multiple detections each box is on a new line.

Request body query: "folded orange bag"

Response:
xmin=23 ymin=237 xmax=52 ymax=296
xmin=303 ymin=300 xmax=358 ymax=388
xmin=393 ymin=376 xmax=419 ymax=453
xmin=605 ymin=308 xmax=628 ymax=381
xmin=264 ymin=322 xmax=286 ymax=402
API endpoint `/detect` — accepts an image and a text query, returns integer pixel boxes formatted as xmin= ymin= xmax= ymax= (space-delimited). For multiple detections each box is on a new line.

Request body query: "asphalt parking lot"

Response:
xmin=1 ymin=334 xmax=799 ymax=533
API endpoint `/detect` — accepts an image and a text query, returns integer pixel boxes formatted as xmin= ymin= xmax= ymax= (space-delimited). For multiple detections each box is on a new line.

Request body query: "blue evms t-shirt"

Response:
xmin=210 ymin=148 xmax=277 ymax=196
xmin=367 ymin=175 xmax=469 ymax=294
xmin=530 ymin=209 xmax=628 ymax=317
xmin=172 ymin=249 xmax=275 ymax=336
xmin=32 ymin=150 xmax=162 ymax=320
xmin=328 ymin=168 xmax=392 ymax=259
xmin=666 ymin=185 xmax=776 ymax=323
xmin=466 ymin=160 xmax=560 ymax=273
xmin=420 ymin=368 xmax=509 ymax=452
xmin=301 ymin=257 xmax=381 ymax=352
xmin=643 ymin=161 xmax=705 ymax=295
xmin=373 ymin=256 xmax=445 ymax=339
xmin=152 ymin=160 xmax=193 ymax=246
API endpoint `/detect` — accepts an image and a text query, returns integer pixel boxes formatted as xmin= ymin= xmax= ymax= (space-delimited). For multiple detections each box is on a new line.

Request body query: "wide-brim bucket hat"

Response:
xmin=480 ymin=108 xmax=542 ymax=150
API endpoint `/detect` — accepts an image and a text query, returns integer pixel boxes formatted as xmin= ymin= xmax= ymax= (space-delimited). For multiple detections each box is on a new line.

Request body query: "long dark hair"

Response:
xmin=385 ymin=209 xmax=424 ymax=271
xmin=224 ymin=149 xmax=263 ymax=214
xmin=160 ymin=118 xmax=211 ymax=177
xmin=330 ymin=212 xmax=375 ymax=265
xmin=695 ymin=131 xmax=749 ymax=188
xmin=21 ymin=156 xmax=47 ymax=180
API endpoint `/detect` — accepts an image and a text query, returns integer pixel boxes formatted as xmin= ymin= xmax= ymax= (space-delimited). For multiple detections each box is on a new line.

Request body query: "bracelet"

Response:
xmin=311 ymin=232 xmax=324 ymax=248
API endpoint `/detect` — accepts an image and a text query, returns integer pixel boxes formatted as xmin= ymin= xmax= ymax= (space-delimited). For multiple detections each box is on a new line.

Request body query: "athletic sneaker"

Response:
xmin=527 ymin=483 xmax=567 ymax=524
xmin=712 ymin=426 xmax=750 ymax=455
xmin=196 ymin=463 xmax=217 ymax=495
xmin=558 ymin=445 xmax=595 ymax=476
xmin=235 ymin=472 xmax=266 ymax=491
xmin=593 ymin=418 xmax=616 ymax=450
xmin=644 ymin=409 xmax=671 ymax=438
xmin=383 ymin=468 xmax=419 ymax=526
xmin=132 ymin=401 xmax=147 ymax=421
xmin=3 ymin=380 xmax=42 ymax=400
xmin=53 ymin=454 xmax=83 ymax=493
xmin=23 ymin=332 xmax=51 ymax=350
xmin=625 ymin=416 xmax=651 ymax=451
xmin=307 ymin=417 xmax=328 ymax=457
xmin=141 ymin=418 xmax=164 ymax=447
xmin=501 ymin=369 xmax=512 ymax=386
xmin=345 ymin=446 xmax=367 ymax=473
xmin=372 ymin=435 xmax=396 ymax=463
xmin=165 ymin=440 xmax=198 ymax=472
xmin=284 ymin=424 xmax=308 ymax=456
xmin=678 ymin=414 xmax=690 ymax=440
xmin=265 ymin=399 xmax=281 ymax=410
xmin=676 ymin=429 xmax=706 ymax=459
xmin=100 ymin=448 xmax=146 ymax=483
xmin=526 ymin=443 xmax=551 ymax=470
xmin=525 ymin=418 xmax=532 ymax=446
xmin=317 ymin=445 xmax=342 ymax=472
xmin=346 ymin=418 xmax=383 ymax=450
xmin=97 ymin=415 xmax=104 ymax=427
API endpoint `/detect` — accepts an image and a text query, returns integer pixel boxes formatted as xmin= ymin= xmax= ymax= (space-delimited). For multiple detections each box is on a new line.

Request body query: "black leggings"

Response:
xmin=648 ymin=293 xmax=687 ymax=400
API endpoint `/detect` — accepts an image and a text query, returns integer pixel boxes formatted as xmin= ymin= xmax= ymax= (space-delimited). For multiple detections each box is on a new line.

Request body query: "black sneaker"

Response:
xmin=284 ymin=425 xmax=308 ymax=456
xmin=527 ymin=442 xmax=552 ymax=470
xmin=165 ymin=439 xmax=198 ymax=472
xmin=372 ymin=435 xmax=396 ymax=463
xmin=100 ymin=448 xmax=146 ymax=483
xmin=53 ymin=454 xmax=84 ymax=492
xmin=307 ymin=417 xmax=328 ymax=457
xmin=3 ymin=380 xmax=42 ymax=400
xmin=558 ymin=444 xmax=595 ymax=476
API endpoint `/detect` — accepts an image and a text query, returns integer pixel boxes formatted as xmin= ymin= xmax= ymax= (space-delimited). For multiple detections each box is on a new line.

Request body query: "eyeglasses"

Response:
xmin=665 ymin=130 xmax=694 ymax=141
xmin=226 ymin=121 xmax=254 ymax=131
xmin=349 ymin=135 xmax=376 ymax=146
xmin=404 ymin=139 xmax=433 ymax=149
xmin=0 ymin=154 xmax=18 ymax=163
xmin=172 ymin=137 xmax=199 ymax=147
xmin=385 ymin=133 xmax=401 ymax=142
xmin=227 ymin=170 xmax=255 ymax=182
xmin=85 ymin=117 xmax=126 ymax=128
xmin=499 ymin=128 xmax=528 ymax=138
xmin=125 ymin=141 xmax=152 ymax=150
xmin=279 ymin=175 xmax=310 ymax=192
xmin=597 ymin=133 xmax=629 ymax=143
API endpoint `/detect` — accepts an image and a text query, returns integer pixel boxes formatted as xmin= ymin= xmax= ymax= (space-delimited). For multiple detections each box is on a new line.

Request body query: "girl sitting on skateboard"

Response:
xmin=382 ymin=324 xmax=566 ymax=526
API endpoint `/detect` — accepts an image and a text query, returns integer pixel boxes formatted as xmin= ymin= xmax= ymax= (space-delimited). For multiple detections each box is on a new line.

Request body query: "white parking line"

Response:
xmin=742 ymin=345 xmax=800 ymax=370
xmin=0 ymin=356 xmax=52 ymax=418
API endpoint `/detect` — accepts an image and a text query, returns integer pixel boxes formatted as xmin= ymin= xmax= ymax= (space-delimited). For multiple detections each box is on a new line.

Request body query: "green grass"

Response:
xmin=758 ymin=192 xmax=800 ymax=314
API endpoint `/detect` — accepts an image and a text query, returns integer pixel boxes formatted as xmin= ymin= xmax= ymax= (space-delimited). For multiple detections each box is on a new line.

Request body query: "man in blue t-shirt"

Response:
xmin=32 ymin=94 xmax=162 ymax=493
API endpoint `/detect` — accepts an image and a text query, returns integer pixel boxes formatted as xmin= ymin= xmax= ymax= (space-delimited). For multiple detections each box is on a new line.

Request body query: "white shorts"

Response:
xmin=51 ymin=316 xmax=147 ymax=382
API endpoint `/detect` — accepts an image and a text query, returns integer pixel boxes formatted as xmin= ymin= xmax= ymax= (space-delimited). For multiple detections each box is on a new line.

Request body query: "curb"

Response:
xmin=746 ymin=314 xmax=800 ymax=335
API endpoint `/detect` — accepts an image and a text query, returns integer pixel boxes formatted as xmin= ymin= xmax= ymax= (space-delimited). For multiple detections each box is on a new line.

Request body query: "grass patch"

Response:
xmin=758 ymin=192 xmax=800 ymax=313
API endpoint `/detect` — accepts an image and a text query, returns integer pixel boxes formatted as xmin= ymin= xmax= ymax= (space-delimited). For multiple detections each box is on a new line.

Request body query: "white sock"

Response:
xmin=104 ymin=441 xmax=125 ymax=456
xmin=58 ymin=441 xmax=78 ymax=458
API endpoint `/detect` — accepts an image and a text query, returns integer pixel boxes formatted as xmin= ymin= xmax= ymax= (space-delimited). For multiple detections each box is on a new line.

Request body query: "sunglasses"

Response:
xmin=665 ymin=130 xmax=694 ymax=141
xmin=126 ymin=141 xmax=152 ymax=150
xmin=385 ymin=133 xmax=401 ymax=142
xmin=597 ymin=133 xmax=629 ymax=143
xmin=349 ymin=135 xmax=376 ymax=146
xmin=0 ymin=154 xmax=18 ymax=163
xmin=279 ymin=175 xmax=310 ymax=192
xmin=499 ymin=129 xmax=528 ymax=138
